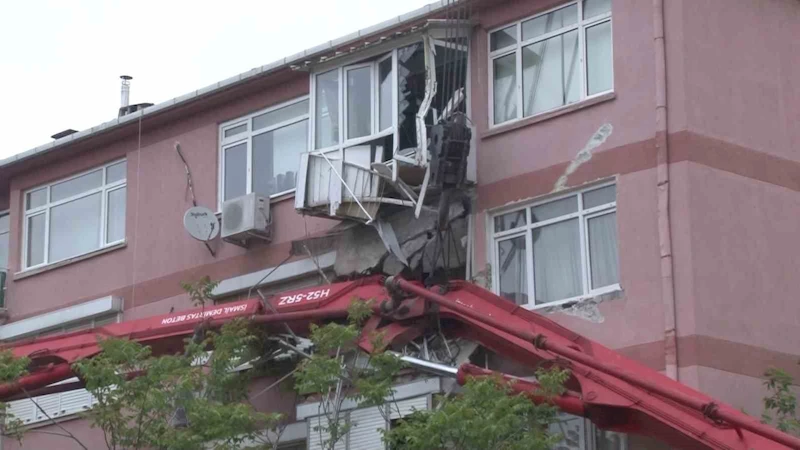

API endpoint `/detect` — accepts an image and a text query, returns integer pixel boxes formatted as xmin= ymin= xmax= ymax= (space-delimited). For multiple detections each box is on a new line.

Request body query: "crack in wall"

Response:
xmin=553 ymin=123 xmax=613 ymax=192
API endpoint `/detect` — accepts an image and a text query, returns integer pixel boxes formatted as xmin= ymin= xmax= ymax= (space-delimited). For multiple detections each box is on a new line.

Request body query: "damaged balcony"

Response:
xmin=295 ymin=18 xmax=472 ymax=223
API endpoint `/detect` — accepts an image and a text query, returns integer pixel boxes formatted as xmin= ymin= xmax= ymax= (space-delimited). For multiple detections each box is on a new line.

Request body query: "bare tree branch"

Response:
xmin=21 ymin=387 xmax=89 ymax=450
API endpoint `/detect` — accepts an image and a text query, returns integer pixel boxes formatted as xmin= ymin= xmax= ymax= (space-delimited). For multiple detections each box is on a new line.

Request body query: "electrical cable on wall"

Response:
xmin=175 ymin=142 xmax=215 ymax=257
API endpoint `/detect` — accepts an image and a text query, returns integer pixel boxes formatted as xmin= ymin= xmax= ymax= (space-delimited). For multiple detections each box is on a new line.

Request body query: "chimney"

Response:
xmin=120 ymin=75 xmax=132 ymax=108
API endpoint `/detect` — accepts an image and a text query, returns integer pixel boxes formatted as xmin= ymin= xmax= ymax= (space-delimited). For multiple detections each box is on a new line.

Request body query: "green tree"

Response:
xmin=73 ymin=319 xmax=283 ymax=450
xmin=762 ymin=367 xmax=800 ymax=435
xmin=2 ymin=280 xmax=569 ymax=450
xmin=292 ymin=299 xmax=405 ymax=450
xmin=0 ymin=350 xmax=30 ymax=443
xmin=293 ymin=298 xmax=570 ymax=450
xmin=1 ymin=278 xmax=287 ymax=450
xmin=383 ymin=370 xmax=569 ymax=450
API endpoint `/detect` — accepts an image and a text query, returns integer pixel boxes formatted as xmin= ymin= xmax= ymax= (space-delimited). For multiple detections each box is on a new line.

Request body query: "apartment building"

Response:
xmin=0 ymin=0 xmax=798 ymax=448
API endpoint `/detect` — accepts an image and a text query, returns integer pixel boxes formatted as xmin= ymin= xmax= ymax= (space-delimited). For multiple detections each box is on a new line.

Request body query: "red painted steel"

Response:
xmin=0 ymin=276 xmax=796 ymax=449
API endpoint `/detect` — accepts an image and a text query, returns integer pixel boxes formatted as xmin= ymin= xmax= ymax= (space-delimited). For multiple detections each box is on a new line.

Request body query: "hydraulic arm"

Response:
xmin=1 ymin=276 xmax=798 ymax=449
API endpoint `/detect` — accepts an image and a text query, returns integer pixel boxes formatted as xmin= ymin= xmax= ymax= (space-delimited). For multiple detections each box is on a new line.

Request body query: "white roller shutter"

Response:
xmin=308 ymin=415 xmax=347 ymax=450
xmin=32 ymin=393 xmax=60 ymax=422
xmin=60 ymin=388 xmax=94 ymax=416
xmin=306 ymin=396 xmax=430 ymax=450
xmin=6 ymin=398 xmax=34 ymax=425
xmin=390 ymin=396 xmax=429 ymax=419
xmin=4 ymin=387 xmax=96 ymax=426
xmin=348 ymin=406 xmax=386 ymax=450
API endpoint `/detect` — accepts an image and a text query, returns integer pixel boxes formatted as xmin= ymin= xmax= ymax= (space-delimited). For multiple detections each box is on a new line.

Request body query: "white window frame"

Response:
xmin=0 ymin=209 xmax=8 ymax=270
xmin=488 ymin=0 xmax=613 ymax=127
xmin=0 ymin=209 xmax=8 ymax=308
xmin=309 ymin=50 xmax=400 ymax=162
xmin=490 ymin=181 xmax=619 ymax=309
xmin=218 ymin=96 xmax=310 ymax=211
xmin=21 ymin=160 xmax=127 ymax=271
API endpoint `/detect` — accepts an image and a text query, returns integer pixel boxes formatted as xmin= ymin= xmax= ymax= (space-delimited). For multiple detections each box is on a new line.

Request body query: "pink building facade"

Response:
xmin=0 ymin=0 xmax=797 ymax=448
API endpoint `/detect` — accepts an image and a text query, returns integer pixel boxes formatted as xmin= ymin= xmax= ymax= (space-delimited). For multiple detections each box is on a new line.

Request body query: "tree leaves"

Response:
xmin=762 ymin=367 xmax=800 ymax=435
xmin=383 ymin=373 xmax=568 ymax=450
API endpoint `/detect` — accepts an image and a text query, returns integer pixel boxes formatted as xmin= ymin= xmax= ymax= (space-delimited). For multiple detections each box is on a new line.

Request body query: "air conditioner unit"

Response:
xmin=221 ymin=193 xmax=271 ymax=247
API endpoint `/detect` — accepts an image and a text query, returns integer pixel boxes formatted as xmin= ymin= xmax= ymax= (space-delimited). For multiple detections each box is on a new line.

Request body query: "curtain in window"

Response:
xmin=588 ymin=212 xmax=618 ymax=288
xmin=532 ymin=219 xmax=582 ymax=303
xmin=498 ymin=236 xmax=527 ymax=305
xmin=522 ymin=30 xmax=580 ymax=116
xmin=493 ymin=53 xmax=517 ymax=124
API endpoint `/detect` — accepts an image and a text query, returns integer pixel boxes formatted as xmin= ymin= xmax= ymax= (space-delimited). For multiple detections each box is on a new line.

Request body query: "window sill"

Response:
xmin=482 ymin=92 xmax=616 ymax=140
xmin=527 ymin=285 xmax=623 ymax=312
xmin=14 ymin=241 xmax=128 ymax=281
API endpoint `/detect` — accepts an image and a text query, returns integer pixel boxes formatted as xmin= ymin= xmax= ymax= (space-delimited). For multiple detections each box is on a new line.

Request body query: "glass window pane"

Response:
xmin=589 ymin=212 xmax=619 ymax=289
xmin=497 ymin=236 xmax=528 ymax=305
xmin=51 ymin=170 xmax=102 ymax=202
xmin=49 ymin=193 xmax=102 ymax=262
xmin=494 ymin=210 xmax=526 ymax=232
xmin=522 ymin=4 xmax=578 ymax=41
xmin=532 ymin=196 xmax=578 ymax=222
xmin=397 ymin=43 xmax=426 ymax=150
xmin=27 ymin=214 xmax=46 ymax=267
xmin=106 ymin=161 xmax=127 ymax=184
xmin=315 ymin=69 xmax=340 ymax=149
xmin=253 ymin=100 xmax=309 ymax=132
xmin=347 ymin=66 xmax=372 ymax=139
xmin=106 ymin=187 xmax=126 ymax=243
xmin=26 ymin=188 xmax=47 ymax=210
xmin=595 ymin=427 xmax=626 ymax=450
xmin=549 ymin=414 xmax=587 ymax=450
xmin=493 ymin=53 xmax=517 ymax=124
xmin=583 ymin=185 xmax=616 ymax=208
xmin=224 ymin=123 xmax=247 ymax=138
xmin=587 ymin=21 xmax=613 ymax=95
xmin=523 ymin=30 xmax=580 ymax=117
xmin=252 ymin=120 xmax=308 ymax=197
xmin=223 ymin=143 xmax=247 ymax=201
xmin=379 ymin=58 xmax=393 ymax=131
xmin=94 ymin=315 xmax=118 ymax=327
xmin=533 ymin=219 xmax=582 ymax=303
xmin=0 ymin=216 xmax=8 ymax=269
xmin=490 ymin=25 xmax=517 ymax=51
xmin=584 ymin=0 xmax=611 ymax=19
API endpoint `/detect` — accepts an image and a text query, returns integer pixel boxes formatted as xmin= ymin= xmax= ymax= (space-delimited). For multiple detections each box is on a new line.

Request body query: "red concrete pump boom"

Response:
xmin=1 ymin=276 xmax=798 ymax=449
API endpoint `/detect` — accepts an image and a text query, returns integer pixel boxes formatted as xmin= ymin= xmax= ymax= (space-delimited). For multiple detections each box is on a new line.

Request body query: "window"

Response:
xmin=0 ymin=211 xmax=8 ymax=270
xmin=22 ymin=160 xmax=127 ymax=270
xmin=219 ymin=97 xmax=309 ymax=207
xmin=0 ymin=211 xmax=8 ymax=308
xmin=489 ymin=0 xmax=612 ymax=126
xmin=310 ymin=39 xmax=468 ymax=160
xmin=492 ymin=183 xmax=618 ymax=307
xmin=550 ymin=413 xmax=627 ymax=450
xmin=312 ymin=52 xmax=398 ymax=161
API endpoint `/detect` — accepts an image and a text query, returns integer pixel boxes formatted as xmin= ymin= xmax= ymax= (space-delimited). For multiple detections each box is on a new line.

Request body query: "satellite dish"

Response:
xmin=183 ymin=206 xmax=219 ymax=241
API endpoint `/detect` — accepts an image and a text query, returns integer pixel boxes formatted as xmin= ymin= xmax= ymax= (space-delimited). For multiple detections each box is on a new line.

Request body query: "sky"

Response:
xmin=0 ymin=0 xmax=434 ymax=159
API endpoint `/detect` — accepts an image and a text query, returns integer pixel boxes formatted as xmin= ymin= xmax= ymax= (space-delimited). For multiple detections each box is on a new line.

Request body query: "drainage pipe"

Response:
xmin=653 ymin=0 xmax=679 ymax=381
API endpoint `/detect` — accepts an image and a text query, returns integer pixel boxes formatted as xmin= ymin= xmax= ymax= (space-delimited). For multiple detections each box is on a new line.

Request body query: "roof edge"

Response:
xmin=0 ymin=0 xmax=448 ymax=171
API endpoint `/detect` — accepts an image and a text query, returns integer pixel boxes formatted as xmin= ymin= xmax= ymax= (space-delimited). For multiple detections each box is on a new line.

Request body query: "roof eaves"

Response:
xmin=0 ymin=0 xmax=447 ymax=171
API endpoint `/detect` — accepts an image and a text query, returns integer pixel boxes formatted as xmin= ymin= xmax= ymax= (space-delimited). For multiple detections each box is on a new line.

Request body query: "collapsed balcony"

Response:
xmin=295 ymin=21 xmax=472 ymax=223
